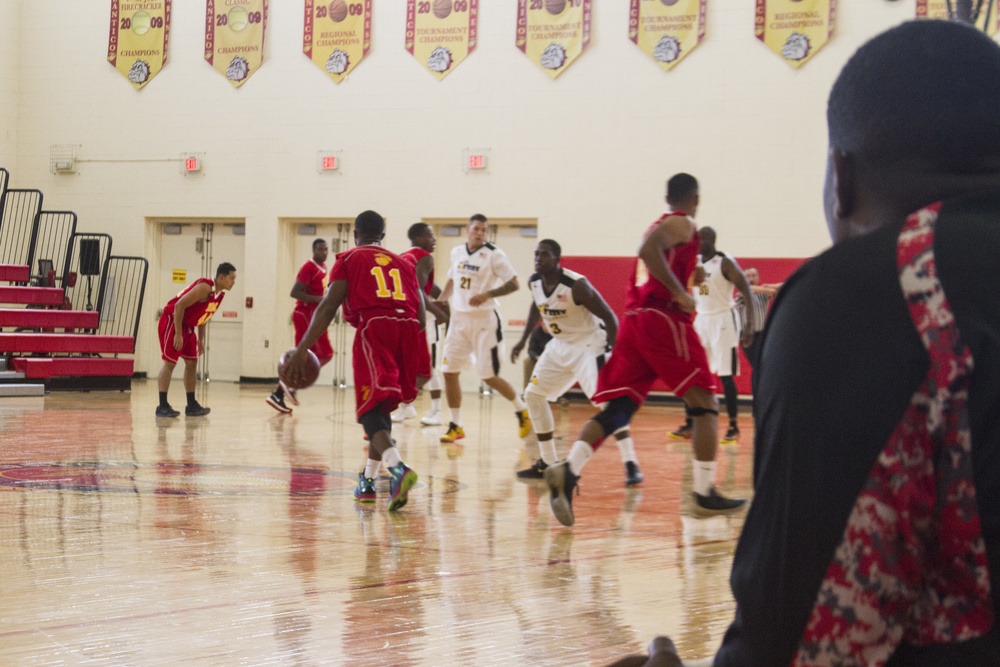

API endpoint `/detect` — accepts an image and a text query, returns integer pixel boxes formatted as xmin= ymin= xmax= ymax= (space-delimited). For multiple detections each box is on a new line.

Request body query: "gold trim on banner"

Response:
xmin=629 ymin=0 xmax=707 ymax=72
xmin=516 ymin=0 xmax=592 ymax=79
xmin=205 ymin=0 xmax=268 ymax=87
xmin=303 ymin=0 xmax=372 ymax=83
xmin=755 ymin=0 xmax=835 ymax=68
xmin=107 ymin=0 xmax=171 ymax=90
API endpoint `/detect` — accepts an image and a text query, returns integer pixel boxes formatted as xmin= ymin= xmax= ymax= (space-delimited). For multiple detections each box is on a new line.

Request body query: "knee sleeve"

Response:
xmin=686 ymin=406 xmax=719 ymax=417
xmin=525 ymin=391 xmax=554 ymax=434
xmin=426 ymin=370 xmax=441 ymax=392
xmin=359 ymin=409 xmax=391 ymax=438
xmin=593 ymin=397 xmax=639 ymax=436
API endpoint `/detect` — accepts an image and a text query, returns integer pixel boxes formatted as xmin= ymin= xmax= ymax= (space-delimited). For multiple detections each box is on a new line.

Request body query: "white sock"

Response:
xmin=513 ymin=396 xmax=527 ymax=411
xmin=567 ymin=440 xmax=594 ymax=477
xmin=381 ymin=447 xmax=403 ymax=469
xmin=693 ymin=459 xmax=716 ymax=496
xmin=539 ymin=439 xmax=558 ymax=465
xmin=363 ymin=459 xmax=380 ymax=479
xmin=450 ymin=407 xmax=462 ymax=426
xmin=431 ymin=397 xmax=441 ymax=412
xmin=614 ymin=432 xmax=636 ymax=463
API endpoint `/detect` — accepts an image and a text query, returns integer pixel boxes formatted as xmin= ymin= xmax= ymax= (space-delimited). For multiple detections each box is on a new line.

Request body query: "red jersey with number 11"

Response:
xmin=329 ymin=245 xmax=421 ymax=327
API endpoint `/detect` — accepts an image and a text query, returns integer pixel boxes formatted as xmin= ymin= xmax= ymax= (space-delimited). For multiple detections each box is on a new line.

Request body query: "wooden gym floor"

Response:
xmin=0 ymin=381 xmax=754 ymax=666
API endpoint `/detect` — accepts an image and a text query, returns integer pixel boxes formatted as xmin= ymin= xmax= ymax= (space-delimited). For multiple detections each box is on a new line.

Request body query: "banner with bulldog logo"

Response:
xmin=755 ymin=0 xmax=835 ymax=68
xmin=405 ymin=0 xmax=479 ymax=80
xmin=205 ymin=0 xmax=268 ymax=87
xmin=629 ymin=0 xmax=707 ymax=72
xmin=304 ymin=0 xmax=372 ymax=83
xmin=107 ymin=0 xmax=171 ymax=89
xmin=516 ymin=0 xmax=592 ymax=79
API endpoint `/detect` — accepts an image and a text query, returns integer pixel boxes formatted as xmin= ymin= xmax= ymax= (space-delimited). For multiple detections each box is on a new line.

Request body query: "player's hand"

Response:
xmin=740 ymin=329 xmax=755 ymax=348
xmin=675 ymin=292 xmax=696 ymax=313
xmin=173 ymin=333 xmax=183 ymax=351
xmin=511 ymin=340 xmax=525 ymax=364
xmin=468 ymin=293 xmax=489 ymax=307
xmin=692 ymin=265 xmax=706 ymax=286
xmin=197 ymin=339 xmax=205 ymax=355
xmin=283 ymin=348 xmax=310 ymax=388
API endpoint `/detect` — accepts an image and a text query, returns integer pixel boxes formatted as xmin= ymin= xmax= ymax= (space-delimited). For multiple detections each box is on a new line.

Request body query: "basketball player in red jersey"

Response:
xmin=266 ymin=238 xmax=335 ymax=414
xmin=284 ymin=211 xmax=425 ymax=512
xmin=155 ymin=262 xmax=237 ymax=418
xmin=393 ymin=223 xmax=449 ymax=423
xmin=544 ymin=174 xmax=746 ymax=526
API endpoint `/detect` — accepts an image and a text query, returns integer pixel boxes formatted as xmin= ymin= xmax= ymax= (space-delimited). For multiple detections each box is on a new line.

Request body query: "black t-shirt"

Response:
xmin=715 ymin=192 xmax=1000 ymax=666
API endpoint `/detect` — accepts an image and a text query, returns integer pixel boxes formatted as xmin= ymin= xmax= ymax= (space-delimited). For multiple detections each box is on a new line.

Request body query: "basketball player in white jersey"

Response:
xmin=671 ymin=226 xmax=755 ymax=443
xmin=438 ymin=214 xmax=531 ymax=443
xmin=511 ymin=240 xmax=644 ymax=486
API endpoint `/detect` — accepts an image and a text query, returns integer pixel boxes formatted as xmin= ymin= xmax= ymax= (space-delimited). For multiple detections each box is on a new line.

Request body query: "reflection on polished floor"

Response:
xmin=0 ymin=381 xmax=753 ymax=666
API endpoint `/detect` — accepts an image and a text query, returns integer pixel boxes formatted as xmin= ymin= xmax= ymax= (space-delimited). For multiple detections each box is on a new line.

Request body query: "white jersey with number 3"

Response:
xmin=529 ymin=268 xmax=605 ymax=345
xmin=696 ymin=252 xmax=736 ymax=316
xmin=448 ymin=242 xmax=517 ymax=314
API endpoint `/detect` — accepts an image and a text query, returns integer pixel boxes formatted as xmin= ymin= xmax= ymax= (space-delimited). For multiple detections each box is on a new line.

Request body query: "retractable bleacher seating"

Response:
xmin=0 ymin=167 xmax=148 ymax=391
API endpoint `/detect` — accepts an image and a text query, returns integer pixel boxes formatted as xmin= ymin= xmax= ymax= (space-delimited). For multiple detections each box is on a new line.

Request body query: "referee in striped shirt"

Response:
xmin=737 ymin=267 xmax=781 ymax=368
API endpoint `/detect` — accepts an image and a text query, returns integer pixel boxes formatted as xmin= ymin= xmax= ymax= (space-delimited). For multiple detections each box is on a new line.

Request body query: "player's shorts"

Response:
xmin=592 ymin=308 xmax=716 ymax=406
xmin=293 ymin=307 xmax=334 ymax=363
xmin=694 ymin=309 xmax=740 ymax=377
xmin=441 ymin=310 xmax=505 ymax=379
xmin=352 ymin=313 xmax=420 ymax=420
xmin=524 ymin=332 xmax=607 ymax=402
xmin=158 ymin=312 xmax=198 ymax=364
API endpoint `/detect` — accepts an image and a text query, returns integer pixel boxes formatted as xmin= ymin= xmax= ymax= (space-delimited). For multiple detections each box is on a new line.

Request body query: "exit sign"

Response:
xmin=184 ymin=157 xmax=200 ymax=172
xmin=180 ymin=153 xmax=203 ymax=175
xmin=317 ymin=151 xmax=342 ymax=174
xmin=321 ymin=155 xmax=338 ymax=170
xmin=468 ymin=153 xmax=486 ymax=170
xmin=463 ymin=148 xmax=491 ymax=174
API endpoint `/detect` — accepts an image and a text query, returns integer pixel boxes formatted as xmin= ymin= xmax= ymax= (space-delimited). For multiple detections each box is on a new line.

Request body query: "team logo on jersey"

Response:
xmin=361 ymin=385 xmax=371 ymax=400
xmin=374 ymin=254 xmax=391 ymax=267
xmin=556 ymin=294 xmax=568 ymax=302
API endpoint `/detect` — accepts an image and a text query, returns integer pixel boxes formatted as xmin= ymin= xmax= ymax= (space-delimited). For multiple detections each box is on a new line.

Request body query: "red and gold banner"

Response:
xmin=205 ymin=0 xmax=268 ymax=87
xmin=916 ymin=0 xmax=999 ymax=35
xmin=754 ymin=0 xmax=835 ymax=68
xmin=107 ymin=0 xmax=171 ymax=89
xmin=303 ymin=0 xmax=371 ymax=83
xmin=629 ymin=0 xmax=706 ymax=72
xmin=516 ymin=0 xmax=592 ymax=79
xmin=405 ymin=0 xmax=479 ymax=80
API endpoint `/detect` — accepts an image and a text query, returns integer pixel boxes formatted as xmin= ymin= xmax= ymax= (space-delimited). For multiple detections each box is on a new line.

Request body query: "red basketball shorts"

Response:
xmin=293 ymin=307 xmax=334 ymax=364
xmin=158 ymin=313 xmax=198 ymax=364
xmin=415 ymin=335 xmax=432 ymax=379
xmin=351 ymin=315 xmax=420 ymax=420
xmin=592 ymin=308 xmax=716 ymax=406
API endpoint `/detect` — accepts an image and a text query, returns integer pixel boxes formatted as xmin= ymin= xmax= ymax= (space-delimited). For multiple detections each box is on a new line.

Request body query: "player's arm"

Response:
xmin=285 ymin=280 xmax=347 ymax=385
xmin=722 ymin=256 xmax=755 ymax=345
xmin=752 ymin=282 xmax=782 ymax=297
xmin=470 ymin=276 xmax=519 ymax=307
xmin=415 ymin=255 xmax=448 ymax=322
xmin=638 ymin=216 xmax=696 ymax=313
xmin=572 ymin=278 xmax=618 ymax=348
xmin=511 ymin=302 xmax=542 ymax=363
xmin=197 ymin=324 xmax=207 ymax=354
xmin=290 ymin=280 xmax=321 ymax=303
xmin=171 ymin=282 xmax=212 ymax=350
xmin=440 ymin=277 xmax=454 ymax=303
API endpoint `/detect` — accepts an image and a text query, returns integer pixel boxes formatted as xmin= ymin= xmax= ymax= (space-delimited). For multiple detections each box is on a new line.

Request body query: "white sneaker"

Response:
xmin=391 ymin=403 xmax=417 ymax=423
xmin=420 ymin=409 xmax=443 ymax=426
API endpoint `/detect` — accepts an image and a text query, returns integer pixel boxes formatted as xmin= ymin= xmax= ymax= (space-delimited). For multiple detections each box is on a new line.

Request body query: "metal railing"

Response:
xmin=96 ymin=257 xmax=149 ymax=349
xmin=63 ymin=233 xmax=113 ymax=314
xmin=26 ymin=211 xmax=77 ymax=287
xmin=0 ymin=189 xmax=43 ymax=266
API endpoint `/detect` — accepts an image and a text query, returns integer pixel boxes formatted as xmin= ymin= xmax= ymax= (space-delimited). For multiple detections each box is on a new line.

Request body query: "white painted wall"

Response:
xmin=9 ymin=1 xmax=913 ymax=376
xmin=0 ymin=0 xmax=19 ymax=173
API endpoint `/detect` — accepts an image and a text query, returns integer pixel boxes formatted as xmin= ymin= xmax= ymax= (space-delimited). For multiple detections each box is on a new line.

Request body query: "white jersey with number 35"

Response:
xmin=696 ymin=252 xmax=736 ymax=316
xmin=448 ymin=242 xmax=517 ymax=314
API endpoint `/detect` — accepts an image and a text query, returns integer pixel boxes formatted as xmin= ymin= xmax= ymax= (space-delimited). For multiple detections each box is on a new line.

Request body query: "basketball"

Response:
xmin=329 ymin=0 xmax=348 ymax=23
xmin=433 ymin=0 xmax=453 ymax=19
xmin=661 ymin=0 xmax=680 ymax=6
xmin=545 ymin=0 xmax=566 ymax=15
xmin=279 ymin=349 xmax=321 ymax=389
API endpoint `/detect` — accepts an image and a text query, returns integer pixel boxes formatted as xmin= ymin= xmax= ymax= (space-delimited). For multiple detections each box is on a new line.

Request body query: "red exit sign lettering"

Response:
xmin=468 ymin=153 xmax=487 ymax=170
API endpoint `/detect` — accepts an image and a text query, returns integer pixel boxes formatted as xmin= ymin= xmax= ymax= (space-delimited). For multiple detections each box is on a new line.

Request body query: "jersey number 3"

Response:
xmin=371 ymin=267 xmax=407 ymax=301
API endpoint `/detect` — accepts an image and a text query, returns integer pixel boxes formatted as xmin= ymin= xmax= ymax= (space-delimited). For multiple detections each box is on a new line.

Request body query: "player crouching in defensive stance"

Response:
xmin=284 ymin=211 xmax=425 ymax=512
xmin=511 ymin=239 xmax=643 ymax=487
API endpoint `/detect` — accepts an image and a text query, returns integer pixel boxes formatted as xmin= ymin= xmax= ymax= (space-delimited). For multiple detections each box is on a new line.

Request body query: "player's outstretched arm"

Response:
xmin=722 ymin=256 xmax=755 ymax=345
xmin=639 ymin=217 xmax=695 ymax=313
xmin=572 ymin=277 xmax=618 ymax=348
xmin=511 ymin=301 xmax=542 ymax=363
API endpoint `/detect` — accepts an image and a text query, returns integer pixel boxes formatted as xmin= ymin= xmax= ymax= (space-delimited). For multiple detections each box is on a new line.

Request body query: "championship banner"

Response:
xmin=405 ymin=0 xmax=479 ymax=80
xmin=303 ymin=0 xmax=372 ymax=83
xmin=629 ymin=0 xmax=706 ymax=72
xmin=754 ymin=0 xmax=835 ymax=68
xmin=916 ymin=0 xmax=999 ymax=35
xmin=205 ymin=0 xmax=268 ymax=87
xmin=107 ymin=0 xmax=171 ymax=90
xmin=516 ymin=0 xmax=592 ymax=79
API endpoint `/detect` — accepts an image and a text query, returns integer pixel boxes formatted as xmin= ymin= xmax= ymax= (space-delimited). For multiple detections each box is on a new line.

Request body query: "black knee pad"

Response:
xmin=594 ymin=397 xmax=639 ymax=435
xmin=359 ymin=409 xmax=391 ymax=438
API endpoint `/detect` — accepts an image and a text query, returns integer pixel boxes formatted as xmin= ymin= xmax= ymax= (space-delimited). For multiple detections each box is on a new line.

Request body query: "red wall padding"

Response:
xmin=561 ymin=256 xmax=809 ymax=396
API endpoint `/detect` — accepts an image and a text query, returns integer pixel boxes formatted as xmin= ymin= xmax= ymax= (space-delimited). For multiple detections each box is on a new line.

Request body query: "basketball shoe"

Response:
xmin=353 ymin=473 xmax=376 ymax=503
xmin=669 ymin=423 xmax=692 ymax=440
xmin=185 ymin=402 xmax=211 ymax=417
xmin=544 ymin=461 xmax=579 ymax=527
xmin=440 ymin=422 xmax=465 ymax=443
xmin=516 ymin=410 xmax=532 ymax=439
xmin=279 ymin=380 xmax=299 ymax=407
xmin=516 ymin=458 xmax=548 ymax=479
xmin=388 ymin=462 xmax=418 ymax=512
xmin=721 ymin=425 xmax=740 ymax=444
xmin=266 ymin=392 xmax=292 ymax=414
xmin=155 ymin=404 xmax=180 ymax=418
xmin=694 ymin=487 xmax=746 ymax=512
xmin=420 ymin=409 xmax=443 ymax=426
xmin=625 ymin=461 xmax=644 ymax=487
xmin=391 ymin=403 xmax=417 ymax=423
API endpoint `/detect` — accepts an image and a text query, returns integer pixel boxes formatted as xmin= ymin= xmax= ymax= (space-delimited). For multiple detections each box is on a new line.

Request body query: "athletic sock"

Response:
xmin=513 ymin=396 xmax=527 ymax=412
xmin=274 ymin=386 xmax=284 ymax=399
xmin=158 ymin=392 xmax=169 ymax=408
xmin=539 ymin=438 xmax=558 ymax=465
xmin=614 ymin=434 xmax=637 ymax=464
xmin=186 ymin=392 xmax=196 ymax=407
xmin=431 ymin=397 xmax=441 ymax=412
xmin=450 ymin=408 xmax=462 ymax=426
xmin=692 ymin=460 xmax=717 ymax=496
xmin=381 ymin=447 xmax=403 ymax=469
xmin=363 ymin=459 xmax=380 ymax=479
xmin=567 ymin=441 xmax=594 ymax=477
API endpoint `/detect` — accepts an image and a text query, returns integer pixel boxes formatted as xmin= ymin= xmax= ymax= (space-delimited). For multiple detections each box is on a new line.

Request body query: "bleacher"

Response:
xmin=0 ymin=167 xmax=148 ymax=392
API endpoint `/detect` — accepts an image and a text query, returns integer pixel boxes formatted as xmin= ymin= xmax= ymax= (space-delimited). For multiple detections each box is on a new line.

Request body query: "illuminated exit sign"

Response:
xmin=463 ymin=148 xmax=491 ymax=174
xmin=468 ymin=153 xmax=486 ymax=170
xmin=317 ymin=151 xmax=342 ymax=174
xmin=180 ymin=152 xmax=204 ymax=175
